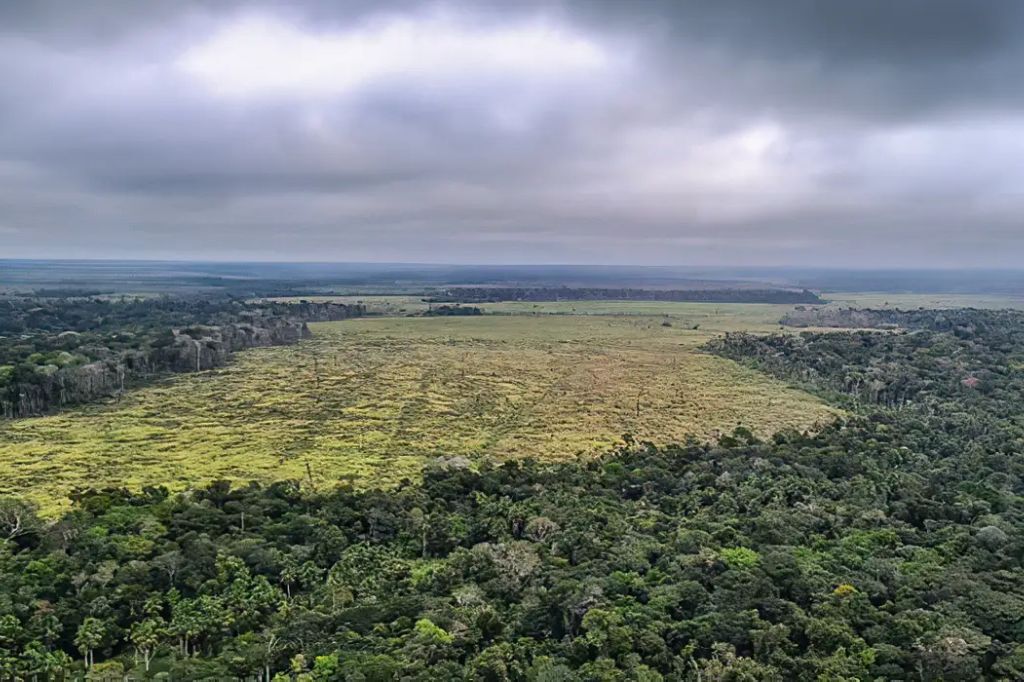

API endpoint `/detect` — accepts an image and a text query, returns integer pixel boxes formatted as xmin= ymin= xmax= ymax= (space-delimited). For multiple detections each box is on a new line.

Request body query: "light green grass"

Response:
xmin=263 ymin=295 xmax=808 ymax=327
xmin=0 ymin=310 xmax=840 ymax=514
xmin=267 ymin=292 xmax=1024 ymax=313
xmin=821 ymin=292 xmax=1024 ymax=310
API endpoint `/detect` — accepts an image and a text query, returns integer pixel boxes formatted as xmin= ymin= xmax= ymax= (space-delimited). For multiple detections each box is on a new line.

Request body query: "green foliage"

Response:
xmin=718 ymin=547 xmax=760 ymax=570
xmin=0 ymin=306 xmax=1019 ymax=679
xmin=0 ymin=295 xmax=363 ymax=418
xmin=413 ymin=618 xmax=454 ymax=645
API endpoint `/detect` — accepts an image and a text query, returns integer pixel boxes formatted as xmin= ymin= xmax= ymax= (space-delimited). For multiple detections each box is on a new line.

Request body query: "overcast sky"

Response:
xmin=2 ymin=0 xmax=1023 ymax=266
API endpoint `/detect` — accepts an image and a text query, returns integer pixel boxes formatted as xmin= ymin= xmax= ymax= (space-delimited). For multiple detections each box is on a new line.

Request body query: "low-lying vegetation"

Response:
xmin=0 ymin=312 xmax=837 ymax=513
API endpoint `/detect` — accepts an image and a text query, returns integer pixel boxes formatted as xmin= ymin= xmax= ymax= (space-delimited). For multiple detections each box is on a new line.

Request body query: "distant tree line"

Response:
xmin=31 ymin=288 xmax=113 ymax=298
xmin=779 ymin=306 xmax=1024 ymax=332
xmin=425 ymin=287 xmax=823 ymax=305
xmin=423 ymin=305 xmax=484 ymax=317
xmin=713 ymin=307 xmax=1024 ymax=410
xmin=0 ymin=297 xmax=365 ymax=418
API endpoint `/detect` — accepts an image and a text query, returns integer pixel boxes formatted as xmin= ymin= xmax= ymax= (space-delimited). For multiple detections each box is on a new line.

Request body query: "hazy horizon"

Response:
xmin=6 ymin=257 xmax=1024 ymax=273
xmin=3 ymin=1 xmax=1024 ymax=266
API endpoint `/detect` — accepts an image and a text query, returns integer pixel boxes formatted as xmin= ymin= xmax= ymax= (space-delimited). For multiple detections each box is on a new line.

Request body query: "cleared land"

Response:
xmin=822 ymin=292 xmax=1024 ymax=310
xmin=266 ymin=292 xmax=1024 ymax=312
xmin=0 ymin=305 xmax=840 ymax=513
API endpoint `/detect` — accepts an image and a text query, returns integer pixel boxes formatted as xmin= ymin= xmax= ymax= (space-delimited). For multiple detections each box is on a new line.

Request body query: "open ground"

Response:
xmin=1 ymin=302 xmax=846 ymax=512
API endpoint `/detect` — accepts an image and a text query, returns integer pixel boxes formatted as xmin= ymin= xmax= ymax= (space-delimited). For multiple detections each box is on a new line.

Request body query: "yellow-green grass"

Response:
xmin=821 ymin=292 xmax=1024 ymax=310
xmin=0 ymin=311 xmax=840 ymax=514
xmin=262 ymin=295 xmax=812 ymax=326
xmin=479 ymin=300 xmax=804 ymax=327
xmin=266 ymin=292 xmax=1024 ymax=314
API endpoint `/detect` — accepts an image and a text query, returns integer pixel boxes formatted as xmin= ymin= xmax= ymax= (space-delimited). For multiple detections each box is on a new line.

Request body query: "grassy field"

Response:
xmin=265 ymin=295 xmax=817 ymax=322
xmin=1 ymin=305 xmax=843 ymax=513
xmin=267 ymin=292 xmax=1024 ymax=314
xmin=821 ymin=292 xmax=1024 ymax=310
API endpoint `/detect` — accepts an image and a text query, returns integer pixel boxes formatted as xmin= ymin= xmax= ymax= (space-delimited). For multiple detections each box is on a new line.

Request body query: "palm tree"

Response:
xmin=74 ymin=617 xmax=105 ymax=669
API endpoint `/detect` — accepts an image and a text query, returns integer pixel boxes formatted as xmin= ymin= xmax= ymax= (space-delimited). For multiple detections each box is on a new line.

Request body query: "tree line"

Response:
xmin=424 ymin=288 xmax=823 ymax=305
xmin=0 ymin=297 xmax=365 ymax=418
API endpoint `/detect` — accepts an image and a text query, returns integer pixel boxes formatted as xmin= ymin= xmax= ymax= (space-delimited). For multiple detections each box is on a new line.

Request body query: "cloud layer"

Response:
xmin=2 ymin=0 xmax=1023 ymax=266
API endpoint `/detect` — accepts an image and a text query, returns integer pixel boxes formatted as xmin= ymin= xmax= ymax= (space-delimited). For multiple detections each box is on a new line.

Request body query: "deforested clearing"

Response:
xmin=0 ymin=308 xmax=838 ymax=512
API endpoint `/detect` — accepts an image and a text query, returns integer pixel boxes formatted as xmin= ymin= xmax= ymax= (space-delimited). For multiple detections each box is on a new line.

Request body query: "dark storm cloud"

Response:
xmin=1 ymin=0 xmax=1023 ymax=265
xmin=568 ymin=0 xmax=1024 ymax=121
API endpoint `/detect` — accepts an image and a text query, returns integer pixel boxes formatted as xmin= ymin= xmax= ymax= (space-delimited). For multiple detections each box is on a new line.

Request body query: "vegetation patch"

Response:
xmin=0 ymin=310 xmax=837 ymax=512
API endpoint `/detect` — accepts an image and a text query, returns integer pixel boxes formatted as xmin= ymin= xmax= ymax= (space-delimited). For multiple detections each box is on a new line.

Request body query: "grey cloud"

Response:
xmin=1 ymin=1 xmax=1023 ymax=266
xmin=564 ymin=0 xmax=1024 ymax=123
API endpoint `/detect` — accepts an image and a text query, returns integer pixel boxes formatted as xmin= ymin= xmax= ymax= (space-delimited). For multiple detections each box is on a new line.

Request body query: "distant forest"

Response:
xmin=4 ymin=260 xmax=1023 ymax=297
xmin=426 ymin=287 xmax=823 ymax=305
xmin=0 ymin=298 xmax=365 ymax=418
xmin=778 ymin=305 xmax=1024 ymax=331
xmin=422 ymin=305 xmax=484 ymax=316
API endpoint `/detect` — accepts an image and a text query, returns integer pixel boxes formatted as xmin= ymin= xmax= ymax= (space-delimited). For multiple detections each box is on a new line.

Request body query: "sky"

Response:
xmin=2 ymin=0 xmax=1023 ymax=267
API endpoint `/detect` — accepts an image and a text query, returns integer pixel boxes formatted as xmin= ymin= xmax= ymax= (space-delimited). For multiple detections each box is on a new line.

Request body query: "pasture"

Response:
xmin=0 ymin=304 xmax=840 ymax=512
xmin=821 ymin=292 xmax=1024 ymax=310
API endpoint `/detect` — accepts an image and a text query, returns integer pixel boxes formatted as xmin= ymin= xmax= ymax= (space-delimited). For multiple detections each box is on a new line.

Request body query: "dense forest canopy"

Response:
xmin=0 ymin=306 xmax=1022 ymax=679
xmin=0 ymin=297 xmax=365 ymax=418
xmin=717 ymin=307 xmax=1024 ymax=412
xmin=779 ymin=306 xmax=1024 ymax=332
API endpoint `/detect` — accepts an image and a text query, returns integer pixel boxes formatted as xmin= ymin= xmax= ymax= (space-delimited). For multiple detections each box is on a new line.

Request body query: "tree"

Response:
xmin=409 ymin=507 xmax=429 ymax=558
xmin=74 ymin=617 xmax=106 ymax=670
xmin=582 ymin=608 xmax=632 ymax=659
xmin=403 ymin=618 xmax=454 ymax=666
xmin=280 ymin=558 xmax=300 ymax=599
xmin=257 ymin=628 xmax=282 ymax=682
xmin=310 ymin=653 xmax=340 ymax=680
xmin=695 ymin=643 xmax=783 ymax=682
xmin=130 ymin=618 xmax=164 ymax=672
xmin=0 ymin=497 xmax=41 ymax=542
xmin=170 ymin=597 xmax=205 ymax=657
xmin=153 ymin=549 xmax=185 ymax=586
xmin=279 ymin=558 xmax=321 ymax=600
xmin=22 ymin=641 xmax=72 ymax=678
